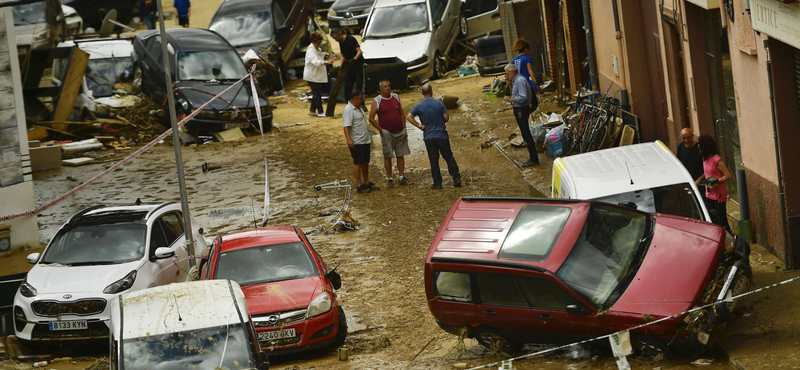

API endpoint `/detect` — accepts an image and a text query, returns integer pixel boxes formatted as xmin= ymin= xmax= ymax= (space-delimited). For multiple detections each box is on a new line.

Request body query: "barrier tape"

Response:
xmin=466 ymin=273 xmax=800 ymax=370
xmin=0 ymin=71 xmax=256 ymax=223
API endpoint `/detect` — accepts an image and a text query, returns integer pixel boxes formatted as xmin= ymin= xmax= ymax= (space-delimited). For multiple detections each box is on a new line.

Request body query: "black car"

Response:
xmin=327 ymin=0 xmax=374 ymax=32
xmin=132 ymin=28 xmax=272 ymax=135
xmin=209 ymin=0 xmax=317 ymax=93
xmin=60 ymin=0 xmax=136 ymax=29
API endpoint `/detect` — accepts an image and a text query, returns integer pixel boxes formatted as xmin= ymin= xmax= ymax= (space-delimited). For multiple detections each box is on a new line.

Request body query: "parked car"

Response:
xmin=109 ymin=280 xmax=269 ymax=370
xmin=60 ymin=0 xmax=136 ymax=29
xmin=425 ymin=197 xmax=750 ymax=357
xmin=361 ymin=0 xmax=462 ymax=82
xmin=13 ymin=201 xmax=208 ymax=344
xmin=201 ymin=226 xmax=347 ymax=355
xmin=209 ymin=0 xmax=317 ymax=94
xmin=132 ymin=28 xmax=272 ymax=135
xmin=55 ymin=38 xmax=140 ymax=121
xmin=552 ymin=141 xmax=712 ymax=222
xmin=12 ymin=0 xmax=66 ymax=64
xmin=326 ymin=0 xmax=374 ymax=32
xmin=459 ymin=0 xmax=501 ymax=39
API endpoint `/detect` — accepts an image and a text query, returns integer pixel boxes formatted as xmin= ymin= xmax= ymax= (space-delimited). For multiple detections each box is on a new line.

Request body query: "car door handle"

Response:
xmin=483 ymin=310 xmax=497 ymax=315
xmin=540 ymin=315 xmax=554 ymax=320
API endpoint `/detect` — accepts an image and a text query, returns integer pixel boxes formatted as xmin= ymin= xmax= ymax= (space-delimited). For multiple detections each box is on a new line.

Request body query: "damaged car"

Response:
xmin=326 ymin=0 xmax=374 ymax=32
xmin=132 ymin=28 xmax=272 ymax=135
xmin=202 ymin=226 xmax=347 ymax=355
xmin=425 ymin=197 xmax=750 ymax=357
xmin=55 ymin=38 xmax=140 ymax=121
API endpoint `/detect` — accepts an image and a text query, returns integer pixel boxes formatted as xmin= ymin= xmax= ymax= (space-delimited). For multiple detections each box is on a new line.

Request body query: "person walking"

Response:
xmin=407 ymin=83 xmax=461 ymax=189
xmin=330 ymin=28 xmax=363 ymax=101
xmin=503 ymin=64 xmax=540 ymax=167
xmin=304 ymin=32 xmax=333 ymax=117
xmin=369 ymin=80 xmax=410 ymax=185
xmin=676 ymin=127 xmax=709 ymax=204
xmin=696 ymin=134 xmax=732 ymax=231
xmin=174 ymin=0 xmax=191 ymax=27
xmin=512 ymin=38 xmax=539 ymax=112
xmin=343 ymin=90 xmax=375 ymax=193
xmin=139 ymin=0 xmax=156 ymax=30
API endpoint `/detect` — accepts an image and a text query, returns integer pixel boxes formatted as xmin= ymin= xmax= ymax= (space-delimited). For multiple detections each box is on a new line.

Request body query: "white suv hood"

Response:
xmin=361 ymin=32 xmax=430 ymax=65
xmin=27 ymin=261 xmax=142 ymax=294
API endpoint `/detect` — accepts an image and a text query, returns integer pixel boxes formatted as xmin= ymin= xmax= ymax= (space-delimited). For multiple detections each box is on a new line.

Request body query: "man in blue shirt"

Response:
xmin=406 ymin=83 xmax=461 ymax=189
xmin=503 ymin=64 xmax=539 ymax=167
xmin=174 ymin=0 xmax=190 ymax=27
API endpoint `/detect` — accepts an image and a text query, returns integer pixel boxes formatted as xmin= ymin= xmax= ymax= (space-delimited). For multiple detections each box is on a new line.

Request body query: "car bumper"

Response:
xmin=182 ymin=113 xmax=273 ymax=134
xmin=327 ymin=15 xmax=368 ymax=30
xmin=13 ymin=292 xmax=114 ymax=341
xmin=408 ymin=60 xmax=434 ymax=83
xmin=256 ymin=306 xmax=341 ymax=355
xmin=435 ymin=320 xmax=469 ymax=337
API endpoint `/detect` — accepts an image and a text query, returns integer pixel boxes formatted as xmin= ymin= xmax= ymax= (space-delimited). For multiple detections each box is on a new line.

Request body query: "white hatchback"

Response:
xmin=13 ymin=201 xmax=208 ymax=344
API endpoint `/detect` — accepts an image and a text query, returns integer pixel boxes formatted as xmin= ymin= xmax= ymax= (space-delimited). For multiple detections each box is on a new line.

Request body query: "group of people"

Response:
xmin=676 ymin=128 xmax=733 ymax=231
xmin=138 ymin=0 xmax=191 ymax=30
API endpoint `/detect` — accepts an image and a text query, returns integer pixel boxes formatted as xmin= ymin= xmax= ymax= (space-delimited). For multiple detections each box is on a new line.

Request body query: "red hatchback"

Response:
xmin=201 ymin=226 xmax=346 ymax=355
xmin=425 ymin=197 xmax=750 ymax=357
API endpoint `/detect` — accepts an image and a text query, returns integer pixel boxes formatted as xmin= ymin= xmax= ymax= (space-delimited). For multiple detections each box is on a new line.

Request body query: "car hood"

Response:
xmin=241 ymin=276 xmax=322 ymax=314
xmin=174 ymin=80 xmax=267 ymax=111
xmin=610 ymin=217 xmax=723 ymax=317
xmin=331 ymin=0 xmax=374 ymax=12
xmin=26 ymin=261 xmax=142 ymax=294
xmin=361 ymin=33 xmax=430 ymax=65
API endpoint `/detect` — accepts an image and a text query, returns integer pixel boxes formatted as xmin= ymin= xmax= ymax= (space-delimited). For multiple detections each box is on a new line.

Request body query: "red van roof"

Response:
xmin=426 ymin=197 xmax=591 ymax=273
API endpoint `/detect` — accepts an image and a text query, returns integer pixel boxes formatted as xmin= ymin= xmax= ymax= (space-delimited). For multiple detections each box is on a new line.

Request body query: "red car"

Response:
xmin=201 ymin=226 xmax=346 ymax=355
xmin=425 ymin=197 xmax=750 ymax=357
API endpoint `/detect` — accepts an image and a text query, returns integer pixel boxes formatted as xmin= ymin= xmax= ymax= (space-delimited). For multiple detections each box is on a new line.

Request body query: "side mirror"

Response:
xmin=27 ymin=253 xmax=41 ymax=264
xmin=326 ymin=269 xmax=342 ymax=290
xmin=565 ymin=304 xmax=589 ymax=316
xmin=154 ymin=247 xmax=175 ymax=259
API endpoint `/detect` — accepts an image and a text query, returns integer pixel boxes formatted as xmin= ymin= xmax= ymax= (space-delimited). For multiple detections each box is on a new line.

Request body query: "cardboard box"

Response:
xmin=29 ymin=145 xmax=62 ymax=172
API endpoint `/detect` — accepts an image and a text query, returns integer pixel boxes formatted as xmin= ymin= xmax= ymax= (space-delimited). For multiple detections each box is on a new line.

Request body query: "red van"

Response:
xmin=424 ymin=197 xmax=750 ymax=357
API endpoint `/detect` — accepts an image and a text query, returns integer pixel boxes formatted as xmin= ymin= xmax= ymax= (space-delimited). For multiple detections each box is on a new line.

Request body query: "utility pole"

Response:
xmin=155 ymin=1 xmax=196 ymax=268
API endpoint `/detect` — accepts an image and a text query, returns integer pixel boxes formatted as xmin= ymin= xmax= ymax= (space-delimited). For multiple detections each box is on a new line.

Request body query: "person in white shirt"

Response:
xmin=343 ymin=90 xmax=377 ymax=193
xmin=303 ymin=32 xmax=333 ymax=117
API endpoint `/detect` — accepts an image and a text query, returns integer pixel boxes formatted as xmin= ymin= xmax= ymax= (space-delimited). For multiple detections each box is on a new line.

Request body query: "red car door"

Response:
xmin=473 ymin=273 xmax=540 ymax=343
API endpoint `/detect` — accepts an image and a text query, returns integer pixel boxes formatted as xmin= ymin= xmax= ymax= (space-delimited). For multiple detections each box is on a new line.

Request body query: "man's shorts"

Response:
xmin=178 ymin=16 xmax=189 ymax=26
xmin=380 ymin=128 xmax=411 ymax=158
xmin=349 ymin=144 xmax=371 ymax=165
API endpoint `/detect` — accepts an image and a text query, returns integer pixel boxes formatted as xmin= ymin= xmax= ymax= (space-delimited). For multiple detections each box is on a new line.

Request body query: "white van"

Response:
xmin=109 ymin=280 xmax=268 ymax=370
xmin=551 ymin=141 xmax=711 ymax=222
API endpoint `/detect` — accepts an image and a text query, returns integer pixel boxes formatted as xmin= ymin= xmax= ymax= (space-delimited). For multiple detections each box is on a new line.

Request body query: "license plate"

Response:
xmin=49 ymin=320 xmax=88 ymax=331
xmin=258 ymin=328 xmax=296 ymax=341
xmin=224 ymin=122 xmax=249 ymax=129
xmin=340 ymin=19 xmax=358 ymax=26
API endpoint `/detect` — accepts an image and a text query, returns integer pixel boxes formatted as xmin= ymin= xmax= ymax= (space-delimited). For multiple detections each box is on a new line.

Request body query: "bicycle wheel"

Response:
xmin=587 ymin=125 xmax=608 ymax=152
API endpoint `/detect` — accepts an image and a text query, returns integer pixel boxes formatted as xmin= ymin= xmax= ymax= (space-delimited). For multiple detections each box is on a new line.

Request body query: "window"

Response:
xmin=214 ymin=242 xmax=318 ymax=285
xmin=477 ymin=274 xmax=527 ymax=307
xmin=596 ymin=183 xmax=703 ymax=220
xmin=499 ymin=205 xmax=571 ymax=261
xmin=160 ymin=213 xmax=184 ymax=246
xmin=518 ymin=277 xmax=579 ymax=310
xmin=149 ymin=221 xmax=169 ymax=253
xmin=434 ymin=271 xmax=471 ymax=302
xmin=147 ymin=37 xmax=163 ymax=64
xmin=272 ymin=1 xmax=288 ymax=27
xmin=430 ymin=0 xmax=447 ymax=23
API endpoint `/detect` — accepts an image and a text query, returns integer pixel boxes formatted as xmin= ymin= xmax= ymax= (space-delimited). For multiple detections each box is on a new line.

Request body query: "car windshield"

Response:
xmin=177 ymin=50 xmax=247 ymax=80
xmin=364 ymin=3 xmax=429 ymax=39
xmin=215 ymin=242 xmax=318 ymax=285
xmin=122 ymin=324 xmax=257 ymax=370
xmin=596 ymin=183 xmax=704 ymax=220
xmin=210 ymin=11 xmax=273 ymax=47
xmin=12 ymin=3 xmax=46 ymax=25
xmin=86 ymin=57 xmax=133 ymax=89
xmin=41 ymin=224 xmax=146 ymax=265
xmin=556 ymin=204 xmax=650 ymax=308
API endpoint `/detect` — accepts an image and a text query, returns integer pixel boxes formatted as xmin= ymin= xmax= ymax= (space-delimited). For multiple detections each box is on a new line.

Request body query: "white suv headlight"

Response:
xmin=103 ymin=270 xmax=137 ymax=294
xmin=20 ymin=278 xmax=37 ymax=298
xmin=306 ymin=292 xmax=332 ymax=318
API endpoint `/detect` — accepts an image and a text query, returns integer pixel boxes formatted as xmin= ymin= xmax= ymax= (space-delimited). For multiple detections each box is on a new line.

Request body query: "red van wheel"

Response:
xmin=632 ymin=335 xmax=673 ymax=360
xmin=473 ymin=327 xmax=522 ymax=354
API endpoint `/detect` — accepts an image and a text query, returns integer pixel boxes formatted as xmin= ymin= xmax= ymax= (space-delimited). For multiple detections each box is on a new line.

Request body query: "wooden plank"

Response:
xmin=619 ymin=125 xmax=635 ymax=147
xmin=325 ymin=61 xmax=352 ymax=117
xmin=52 ymin=48 xmax=89 ymax=128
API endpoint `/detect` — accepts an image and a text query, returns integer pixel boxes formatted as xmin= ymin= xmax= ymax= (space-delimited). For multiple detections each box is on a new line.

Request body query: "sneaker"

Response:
xmin=366 ymin=182 xmax=380 ymax=191
xmin=387 ymin=178 xmax=395 ymax=186
xmin=398 ymin=176 xmax=409 ymax=185
xmin=522 ymin=160 xmax=540 ymax=167
xmin=317 ymin=113 xmax=327 ymax=117
xmin=357 ymin=184 xmax=371 ymax=193
xmin=431 ymin=184 xmax=443 ymax=189
xmin=308 ymin=111 xmax=317 ymax=117
xmin=453 ymin=177 xmax=462 ymax=187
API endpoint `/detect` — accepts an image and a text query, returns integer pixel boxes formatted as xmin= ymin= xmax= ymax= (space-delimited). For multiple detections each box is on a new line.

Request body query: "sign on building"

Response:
xmin=752 ymin=0 xmax=800 ymax=50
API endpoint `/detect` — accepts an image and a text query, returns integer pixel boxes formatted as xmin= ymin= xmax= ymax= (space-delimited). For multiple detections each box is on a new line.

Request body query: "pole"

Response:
xmin=155 ymin=1 xmax=196 ymax=268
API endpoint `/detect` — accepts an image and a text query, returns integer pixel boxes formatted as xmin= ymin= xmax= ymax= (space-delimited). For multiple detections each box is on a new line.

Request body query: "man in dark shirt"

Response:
xmin=406 ymin=83 xmax=461 ymax=189
xmin=330 ymin=28 xmax=364 ymax=101
xmin=676 ymin=128 xmax=707 ymax=203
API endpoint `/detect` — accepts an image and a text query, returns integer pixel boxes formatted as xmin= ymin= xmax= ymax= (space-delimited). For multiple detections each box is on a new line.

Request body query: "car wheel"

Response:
xmin=432 ymin=52 xmax=447 ymax=80
xmin=458 ymin=13 xmax=468 ymax=39
xmin=333 ymin=306 xmax=347 ymax=347
xmin=632 ymin=335 xmax=672 ymax=360
xmin=473 ymin=327 xmax=522 ymax=354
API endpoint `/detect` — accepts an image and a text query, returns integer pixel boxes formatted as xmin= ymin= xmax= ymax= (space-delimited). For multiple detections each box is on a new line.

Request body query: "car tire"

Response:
xmin=632 ymin=334 xmax=672 ymax=360
xmin=458 ymin=13 xmax=468 ymax=39
xmin=333 ymin=306 xmax=347 ymax=347
xmin=432 ymin=52 xmax=447 ymax=80
xmin=473 ymin=327 xmax=522 ymax=354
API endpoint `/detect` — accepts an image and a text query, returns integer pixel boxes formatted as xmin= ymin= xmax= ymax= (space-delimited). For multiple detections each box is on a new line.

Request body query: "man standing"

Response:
xmin=140 ymin=0 xmax=156 ymax=30
xmin=343 ymin=90 xmax=375 ymax=193
xmin=677 ymin=127 xmax=708 ymax=203
xmin=330 ymin=28 xmax=364 ymax=102
xmin=174 ymin=0 xmax=191 ymax=28
xmin=503 ymin=64 xmax=539 ymax=167
xmin=369 ymin=80 xmax=410 ymax=185
xmin=407 ymin=83 xmax=461 ymax=189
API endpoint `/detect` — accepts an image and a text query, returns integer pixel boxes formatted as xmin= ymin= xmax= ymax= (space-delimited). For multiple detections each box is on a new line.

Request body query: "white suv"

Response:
xmin=13 ymin=201 xmax=208 ymax=344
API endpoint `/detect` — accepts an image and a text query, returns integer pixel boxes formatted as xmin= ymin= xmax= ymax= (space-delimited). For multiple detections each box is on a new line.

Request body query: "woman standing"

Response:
xmin=696 ymin=134 xmax=733 ymax=231
xmin=303 ymin=33 xmax=332 ymax=117
xmin=511 ymin=38 xmax=539 ymax=111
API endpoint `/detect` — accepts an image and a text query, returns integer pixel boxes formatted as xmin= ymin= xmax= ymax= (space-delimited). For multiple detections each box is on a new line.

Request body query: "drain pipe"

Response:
xmin=764 ymin=39 xmax=791 ymax=268
xmin=611 ymin=0 xmax=631 ymax=111
xmin=581 ymin=0 xmax=599 ymax=90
